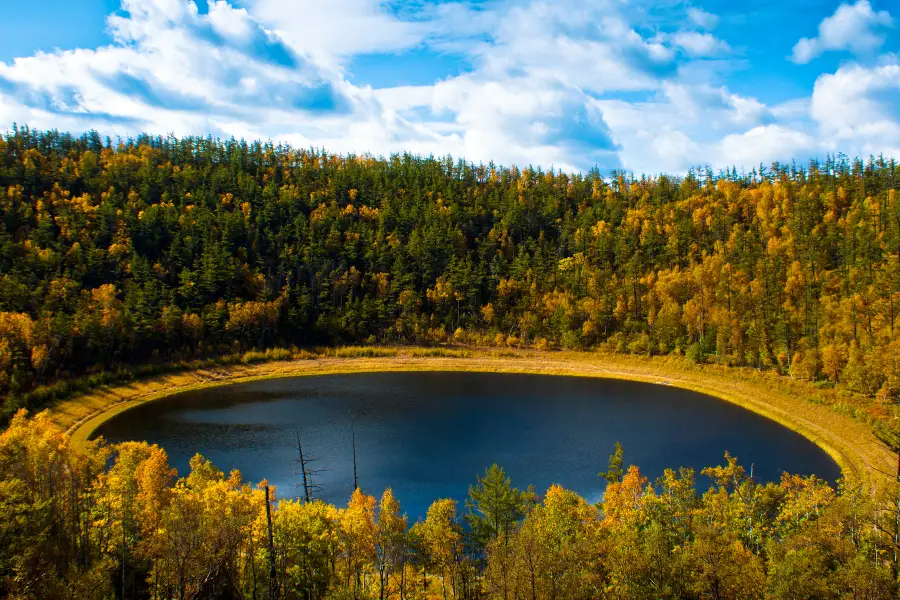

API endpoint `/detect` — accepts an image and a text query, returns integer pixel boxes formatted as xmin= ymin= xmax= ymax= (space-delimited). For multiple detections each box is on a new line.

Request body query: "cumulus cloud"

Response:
xmin=791 ymin=0 xmax=894 ymax=64
xmin=0 ymin=0 xmax=358 ymax=136
xmin=717 ymin=125 xmax=816 ymax=168
xmin=810 ymin=60 xmax=900 ymax=157
xmin=246 ymin=0 xmax=428 ymax=65
xmin=687 ymin=7 xmax=719 ymax=30
xmin=428 ymin=75 xmax=620 ymax=171
xmin=673 ymin=32 xmax=730 ymax=57
xmin=0 ymin=0 xmax=897 ymax=175
xmin=594 ymin=83 xmax=781 ymax=173
xmin=464 ymin=1 xmax=679 ymax=93
xmin=363 ymin=0 xmax=670 ymax=171
xmin=206 ymin=0 xmax=255 ymax=39
xmin=0 ymin=0 xmax=644 ymax=171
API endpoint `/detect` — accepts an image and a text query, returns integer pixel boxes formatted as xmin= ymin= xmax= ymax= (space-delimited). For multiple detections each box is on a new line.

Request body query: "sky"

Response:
xmin=0 ymin=0 xmax=897 ymax=175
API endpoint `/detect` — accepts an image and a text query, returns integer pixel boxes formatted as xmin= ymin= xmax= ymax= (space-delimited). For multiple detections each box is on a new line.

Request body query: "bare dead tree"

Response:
xmin=352 ymin=420 xmax=359 ymax=491
xmin=265 ymin=485 xmax=278 ymax=600
xmin=294 ymin=427 xmax=325 ymax=502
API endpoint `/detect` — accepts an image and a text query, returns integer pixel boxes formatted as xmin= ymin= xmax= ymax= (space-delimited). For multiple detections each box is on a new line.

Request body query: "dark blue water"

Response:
xmin=93 ymin=371 xmax=840 ymax=519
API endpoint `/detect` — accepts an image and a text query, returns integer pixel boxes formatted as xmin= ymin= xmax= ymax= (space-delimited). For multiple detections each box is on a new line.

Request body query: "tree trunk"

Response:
xmin=266 ymin=485 xmax=278 ymax=600
xmin=121 ymin=516 xmax=127 ymax=600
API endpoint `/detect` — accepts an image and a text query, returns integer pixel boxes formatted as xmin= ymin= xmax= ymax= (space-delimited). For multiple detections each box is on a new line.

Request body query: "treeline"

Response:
xmin=3 ymin=409 xmax=899 ymax=599
xmin=2 ymin=127 xmax=900 ymax=411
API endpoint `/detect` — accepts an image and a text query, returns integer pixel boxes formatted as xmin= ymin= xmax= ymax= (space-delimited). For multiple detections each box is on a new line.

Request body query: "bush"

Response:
xmin=409 ymin=348 xmax=471 ymax=358
xmin=560 ymin=330 xmax=581 ymax=350
xmin=332 ymin=347 xmax=398 ymax=358
xmin=627 ymin=333 xmax=652 ymax=356
xmin=241 ymin=347 xmax=294 ymax=364
xmin=291 ymin=348 xmax=317 ymax=360
xmin=842 ymin=345 xmax=883 ymax=396
xmin=686 ymin=342 xmax=705 ymax=364
xmin=789 ymin=349 xmax=820 ymax=381
xmin=604 ymin=331 xmax=627 ymax=353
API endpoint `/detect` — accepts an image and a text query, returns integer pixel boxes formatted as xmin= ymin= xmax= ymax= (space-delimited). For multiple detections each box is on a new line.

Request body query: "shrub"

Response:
xmin=789 ymin=349 xmax=820 ymax=381
xmin=627 ymin=333 xmax=652 ymax=356
xmin=686 ymin=342 xmax=705 ymax=364
xmin=560 ymin=330 xmax=581 ymax=350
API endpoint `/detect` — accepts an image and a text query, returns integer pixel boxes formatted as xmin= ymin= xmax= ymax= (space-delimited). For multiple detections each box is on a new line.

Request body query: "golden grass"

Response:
xmin=50 ymin=347 xmax=894 ymax=488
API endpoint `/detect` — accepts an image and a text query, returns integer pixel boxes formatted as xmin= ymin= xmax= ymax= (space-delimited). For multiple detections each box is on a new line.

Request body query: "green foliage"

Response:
xmin=3 ymin=409 xmax=900 ymax=598
xmin=465 ymin=464 xmax=525 ymax=550
xmin=2 ymin=128 xmax=900 ymax=418
xmin=599 ymin=441 xmax=625 ymax=484
xmin=686 ymin=342 xmax=705 ymax=364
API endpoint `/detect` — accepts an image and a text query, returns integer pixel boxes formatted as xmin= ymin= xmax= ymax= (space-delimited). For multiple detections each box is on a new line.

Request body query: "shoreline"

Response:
xmin=51 ymin=349 xmax=894 ymax=487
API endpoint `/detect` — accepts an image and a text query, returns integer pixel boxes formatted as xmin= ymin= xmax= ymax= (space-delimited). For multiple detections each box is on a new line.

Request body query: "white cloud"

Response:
xmin=652 ymin=130 xmax=702 ymax=168
xmin=207 ymin=0 xmax=254 ymax=39
xmin=673 ymin=31 xmax=731 ymax=57
xmin=353 ymin=0 xmax=679 ymax=170
xmin=687 ymin=7 xmax=719 ymax=30
xmin=717 ymin=125 xmax=816 ymax=168
xmin=810 ymin=60 xmax=900 ymax=157
xmin=0 ymin=1 xmax=351 ymax=125
xmin=426 ymin=75 xmax=619 ymax=171
xmin=0 ymin=0 xmax=897 ymax=175
xmin=594 ymin=82 xmax=780 ymax=173
xmin=246 ymin=0 xmax=427 ymax=65
xmin=462 ymin=2 xmax=677 ymax=94
xmin=791 ymin=0 xmax=894 ymax=64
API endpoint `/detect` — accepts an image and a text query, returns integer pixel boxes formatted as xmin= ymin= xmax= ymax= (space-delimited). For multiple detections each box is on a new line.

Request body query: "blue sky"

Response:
xmin=0 ymin=0 xmax=897 ymax=174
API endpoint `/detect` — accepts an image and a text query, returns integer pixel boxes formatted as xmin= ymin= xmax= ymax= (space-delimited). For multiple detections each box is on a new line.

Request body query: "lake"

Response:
xmin=93 ymin=371 xmax=841 ymax=519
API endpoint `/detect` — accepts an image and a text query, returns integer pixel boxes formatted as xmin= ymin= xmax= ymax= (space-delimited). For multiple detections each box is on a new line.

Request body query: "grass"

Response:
xmin=38 ymin=346 xmax=894 ymax=489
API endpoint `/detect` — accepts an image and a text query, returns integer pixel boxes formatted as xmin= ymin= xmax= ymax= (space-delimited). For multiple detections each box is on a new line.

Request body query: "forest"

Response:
xmin=3 ymin=126 xmax=900 ymax=598
xmin=3 ymin=408 xmax=900 ymax=600
xmin=1 ymin=127 xmax=900 ymax=417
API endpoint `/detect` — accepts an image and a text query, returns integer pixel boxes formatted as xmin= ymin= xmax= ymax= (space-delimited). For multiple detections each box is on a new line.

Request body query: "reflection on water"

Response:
xmin=94 ymin=372 xmax=841 ymax=519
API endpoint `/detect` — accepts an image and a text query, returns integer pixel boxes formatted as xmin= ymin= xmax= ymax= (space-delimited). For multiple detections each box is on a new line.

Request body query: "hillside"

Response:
xmin=1 ymin=127 xmax=899 ymax=413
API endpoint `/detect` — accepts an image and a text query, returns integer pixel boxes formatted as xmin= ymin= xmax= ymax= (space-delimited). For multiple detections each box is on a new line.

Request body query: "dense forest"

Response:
xmin=3 ymin=408 xmax=900 ymax=600
xmin=3 ymin=129 xmax=900 ymax=598
xmin=1 ymin=127 xmax=900 ymax=414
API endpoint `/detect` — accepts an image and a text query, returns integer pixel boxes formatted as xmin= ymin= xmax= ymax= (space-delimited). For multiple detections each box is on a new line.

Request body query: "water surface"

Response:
xmin=94 ymin=371 xmax=840 ymax=518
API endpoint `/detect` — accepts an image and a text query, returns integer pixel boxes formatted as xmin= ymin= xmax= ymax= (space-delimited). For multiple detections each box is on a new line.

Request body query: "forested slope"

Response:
xmin=1 ymin=126 xmax=899 ymax=412
xmin=3 ymin=409 xmax=899 ymax=600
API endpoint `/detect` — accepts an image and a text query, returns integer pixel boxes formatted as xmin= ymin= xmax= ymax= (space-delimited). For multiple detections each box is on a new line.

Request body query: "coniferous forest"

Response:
xmin=2 ymin=127 xmax=900 ymax=409
xmin=4 ymin=127 xmax=900 ymax=598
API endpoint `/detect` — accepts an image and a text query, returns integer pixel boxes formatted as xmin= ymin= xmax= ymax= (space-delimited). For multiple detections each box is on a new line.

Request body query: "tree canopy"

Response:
xmin=3 ymin=125 xmax=900 ymax=596
xmin=2 ymin=409 xmax=899 ymax=599
xmin=1 ymin=128 xmax=900 ymax=415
